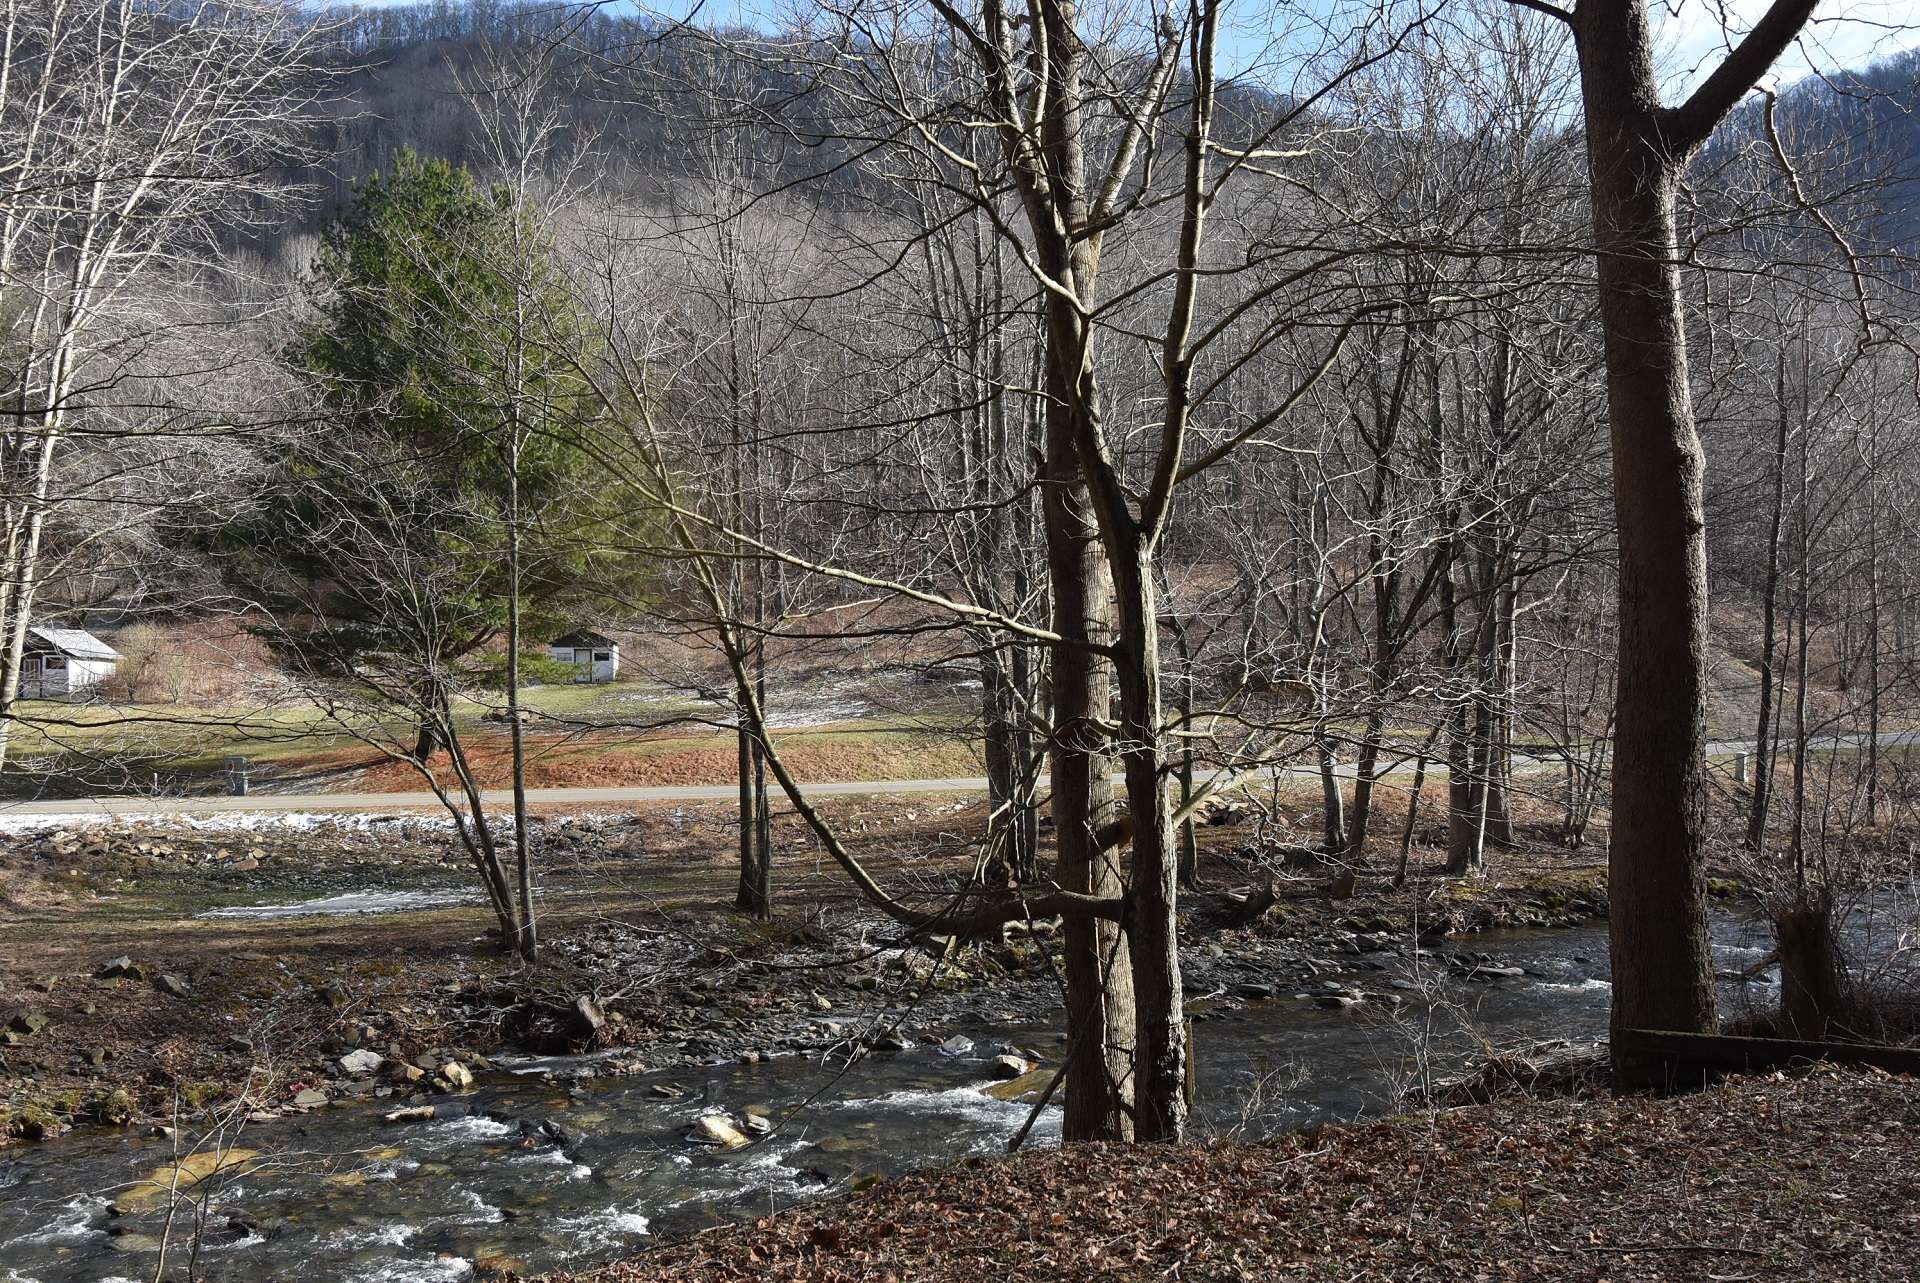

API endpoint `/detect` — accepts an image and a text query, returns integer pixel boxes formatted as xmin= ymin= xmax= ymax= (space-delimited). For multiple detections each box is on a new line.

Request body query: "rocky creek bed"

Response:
xmin=0 ymin=914 xmax=1812 ymax=1282
xmin=0 ymin=801 xmax=1807 ymax=1281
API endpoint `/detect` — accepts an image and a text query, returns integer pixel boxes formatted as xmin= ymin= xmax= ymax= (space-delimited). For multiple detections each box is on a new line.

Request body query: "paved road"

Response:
xmin=0 ymin=777 xmax=1008 ymax=822
xmin=3 ymin=729 xmax=1913 ymax=823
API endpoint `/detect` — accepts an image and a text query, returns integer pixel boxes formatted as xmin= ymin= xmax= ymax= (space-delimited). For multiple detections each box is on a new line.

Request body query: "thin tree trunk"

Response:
xmin=1789 ymin=364 xmax=1810 ymax=890
xmin=507 ymin=428 xmax=535 ymax=963
xmin=1317 ymin=735 xmax=1347 ymax=857
xmin=1347 ymin=709 xmax=1385 ymax=863
xmin=1866 ymin=410 xmax=1881 ymax=823
xmin=1397 ymin=722 xmax=1445 ymax=887
xmin=1111 ymin=544 xmax=1185 ymax=1142
xmin=1747 ymin=352 xmax=1791 ymax=852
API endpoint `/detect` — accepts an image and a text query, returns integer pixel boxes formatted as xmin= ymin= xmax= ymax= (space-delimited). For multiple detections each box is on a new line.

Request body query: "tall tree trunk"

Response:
xmin=1747 ymin=351 xmax=1790 ymax=851
xmin=1485 ymin=575 xmax=1517 ymax=848
xmin=734 ymin=701 xmax=771 ymax=917
xmin=0 ymin=426 xmax=57 ymax=776
xmin=507 ymin=430 xmax=535 ymax=964
xmin=1318 ymin=735 xmax=1347 ymax=856
xmin=1789 ymin=367 xmax=1811 ymax=889
xmin=1442 ymin=645 xmax=1480 ymax=876
xmin=1571 ymin=0 xmax=1809 ymax=1072
xmin=413 ymin=717 xmax=441 ymax=762
xmin=981 ymin=648 xmax=1027 ymax=884
xmin=1865 ymin=410 xmax=1881 ymax=824
xmin=1044 ymin=420 xmax=1136 ymax=1142
xmin=1346 ymin=708 xmax=1385 ymax=863
xmin=1111 ymin=544 xmax=1186 ymax=1142
xmin=1167 ymin=598 xmax=1200 ymax=891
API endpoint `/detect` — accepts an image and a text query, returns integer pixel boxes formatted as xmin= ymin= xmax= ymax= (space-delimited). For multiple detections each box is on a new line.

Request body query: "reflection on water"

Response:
xmin=0 ymin=911 xmax=1859 ymax=1283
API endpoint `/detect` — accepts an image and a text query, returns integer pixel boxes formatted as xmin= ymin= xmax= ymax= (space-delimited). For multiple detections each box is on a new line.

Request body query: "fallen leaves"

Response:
xmin=542 ymin=1070 xmax=1920 ymax=1283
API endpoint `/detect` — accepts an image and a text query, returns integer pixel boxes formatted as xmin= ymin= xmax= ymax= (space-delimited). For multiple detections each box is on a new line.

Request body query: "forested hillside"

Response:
xmin=256 ymin=8 xmax=1920 ymax=258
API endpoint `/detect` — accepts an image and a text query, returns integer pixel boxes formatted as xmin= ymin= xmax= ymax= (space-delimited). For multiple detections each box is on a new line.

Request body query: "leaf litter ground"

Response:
xmin=546 ymin=1067 xmax=1917 ymax=1282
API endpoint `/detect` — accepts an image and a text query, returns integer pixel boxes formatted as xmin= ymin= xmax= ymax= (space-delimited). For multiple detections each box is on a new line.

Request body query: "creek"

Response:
xmin=0 ymin=915 xmax=1799 ymax=1283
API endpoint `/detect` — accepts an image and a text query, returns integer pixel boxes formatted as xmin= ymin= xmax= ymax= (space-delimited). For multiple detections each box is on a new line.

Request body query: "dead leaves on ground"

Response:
xmin=546 ymin=1068 xmax=1919 ymax=1283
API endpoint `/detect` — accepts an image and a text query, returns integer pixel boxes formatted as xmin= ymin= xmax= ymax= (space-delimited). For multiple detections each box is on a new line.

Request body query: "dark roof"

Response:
xmin=551 ymin=630 xmax=616 ymax=648
xmin=25 ymin=626 xmax=119 ymax=661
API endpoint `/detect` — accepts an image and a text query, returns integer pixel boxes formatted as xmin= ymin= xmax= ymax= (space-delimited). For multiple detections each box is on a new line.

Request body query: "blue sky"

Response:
xmin=655 ymin=0 xmax=1920 ymax=84
xmin=370 ymin=0 xmax=1920 ymax=89
xmin=1661 ymin=0 xmax=1920 ymax=89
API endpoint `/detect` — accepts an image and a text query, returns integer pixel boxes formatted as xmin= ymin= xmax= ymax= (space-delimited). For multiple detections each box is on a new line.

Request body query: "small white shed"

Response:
xmin=22 ymin=627 xmax=119 ymax=699
xmin=549 ymin=630 xmax=619 ymax=683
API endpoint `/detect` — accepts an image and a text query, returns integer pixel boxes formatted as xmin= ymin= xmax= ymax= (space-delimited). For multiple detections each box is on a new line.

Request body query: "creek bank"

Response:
xmin=7 ymin=912 xmax=1824 ymax=1282
xmin=1 ymin=807 xmax=1612 ymax=1142
xmin=540 ymin=1067 xmax=1920 ymax=1283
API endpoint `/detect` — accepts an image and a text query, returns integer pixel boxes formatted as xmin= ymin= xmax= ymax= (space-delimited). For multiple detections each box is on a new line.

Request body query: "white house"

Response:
xmin=21 ymin=627 xmax=119 ymax=699
xmin=548 ymin=630 xmax=619 ymax=683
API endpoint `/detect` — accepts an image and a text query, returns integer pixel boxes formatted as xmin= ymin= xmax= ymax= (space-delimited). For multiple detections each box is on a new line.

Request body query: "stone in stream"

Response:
xmin=437 ymin=1061 xmax=475 ymax=1091
xmin=743 ymin=1112 xmax=773 ymax=1135
xmin=106 ymin=1233 xmax=165 ymax=1254
xmin=989 ymin=1054 xmax=1032 ymax=1080
xmin=688 ymin=1113 xmax=750 ymax=1149
xmin=339 ymin=1049 xmax=385 ymax=1076
xmin=534 ymin=1118 xmax=579 ymax=1146
xmin=1462 ymin=964 xmax=1526 ymax=981
xmin=292 ymin=1089 xmax=329 ymax=1108
xmin=936 ymin=1034 xmax=974 ymax=1058
xmin=983 ymin=1067 xmax=1053 ymax=1103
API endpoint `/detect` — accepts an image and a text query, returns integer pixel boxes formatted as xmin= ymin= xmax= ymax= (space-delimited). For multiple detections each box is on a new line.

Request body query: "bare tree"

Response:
xmin=1523 ymin=0 xmax=1823 ymax=1076
xmin=0 ymin=0 xmax=333 ymax=770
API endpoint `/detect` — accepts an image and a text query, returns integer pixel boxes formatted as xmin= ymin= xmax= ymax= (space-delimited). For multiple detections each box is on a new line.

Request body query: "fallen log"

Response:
xmin=1615 ymin=1027 xmax=1920 ymax=1085
xmin=1196 ymin=878 xmax=1277 ymax=930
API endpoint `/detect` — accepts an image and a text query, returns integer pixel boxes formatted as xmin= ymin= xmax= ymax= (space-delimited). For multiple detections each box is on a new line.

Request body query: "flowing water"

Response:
xmin=0 ymin=913 xmax=1827 ymax=1283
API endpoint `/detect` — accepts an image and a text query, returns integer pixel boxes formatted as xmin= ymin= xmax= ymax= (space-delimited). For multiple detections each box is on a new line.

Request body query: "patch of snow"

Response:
xmin=198 ymin=888 xmax=478 ymax=920
xmin=0 ymin=810 xmax=463 ymax=837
